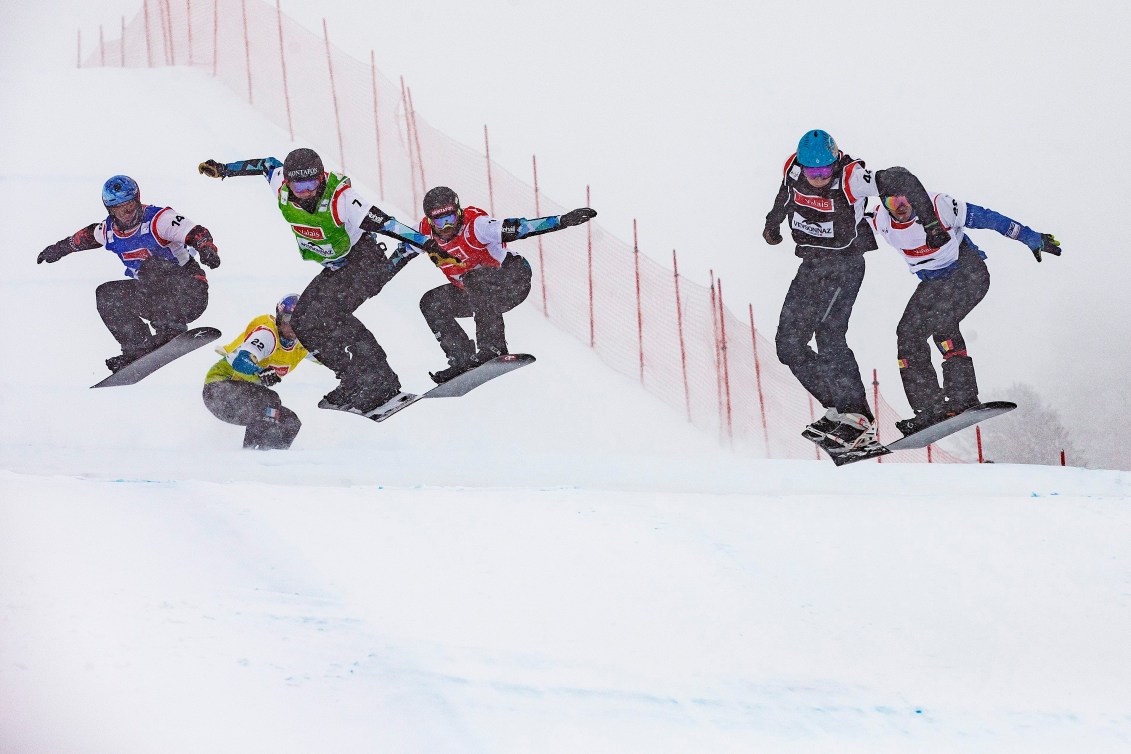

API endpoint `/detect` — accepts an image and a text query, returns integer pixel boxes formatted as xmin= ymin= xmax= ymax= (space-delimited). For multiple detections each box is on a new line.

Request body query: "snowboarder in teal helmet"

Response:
xmin=796 ymin=129 xmax=839 ymax=168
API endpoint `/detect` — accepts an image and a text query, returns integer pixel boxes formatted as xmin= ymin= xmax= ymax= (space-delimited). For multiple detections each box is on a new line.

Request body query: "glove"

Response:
xmin=198 ymin=159 xmax=230 ymax=179
xmin=1029 ymin=233 xmax=1061 ymax=263
xmin=258 ymin=368 xmax=282 ymax=387
xmin=922 ymin=219 xmax=950 ymax=249
xmin=763 ymin=225 xmax=783 ymax=245
xmin=37 ymin=239 xmax=74 ymax=264
xmin=196 ymin=241 xmax=221 ymax=269
xmin=560 ymin=208 xmax=597 ymax=228
xmin=421 ymin=238 xmax=461 ymax=266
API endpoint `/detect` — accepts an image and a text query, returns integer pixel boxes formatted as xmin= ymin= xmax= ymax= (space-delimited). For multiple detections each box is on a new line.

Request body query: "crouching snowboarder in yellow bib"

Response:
xmin=203 ymin=294 xmax=317 ymax=449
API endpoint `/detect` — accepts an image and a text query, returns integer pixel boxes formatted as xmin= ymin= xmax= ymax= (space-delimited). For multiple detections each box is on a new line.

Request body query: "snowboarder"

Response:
xmin=871 ymin=191 xmax=1061 ymax=436
xmin=198 ymin=149 xmax=441 ymax=414
xmin=390 ymin=186 xmax=596 ymax=383
xmin=762 ymin=129 xmax=941 ymax=452
xmin=37 ymin=175 xmax=221 ymax=373
xmin=203 ymin=294 xmax=316 ymax=450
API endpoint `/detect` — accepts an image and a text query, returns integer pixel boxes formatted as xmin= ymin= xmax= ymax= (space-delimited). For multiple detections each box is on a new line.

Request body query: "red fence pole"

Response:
xmin=369 ymin=51 xmax=385 ymax=200
xmin=275 ymin=0 xmax=294 ymax=140
xmin=323 ymin=19 xmax=345 ymax=169
xmin=186 ymin=0 xmax=194 ymax=66
xmin=749 ymin=305 xmax=770 ymax=455
xmin=77 ymin=29 xmax=81 ymax=68
xmin=483 ymin=125 xmax=495 ymax=216
xmin=717 ymin=278 xmax=734 ymax=446
xmin=100 ymin=25 xmax=105 ymax=67
xmin=872 ymin=368 xmax=883 ymax=462
xmin=710 ymin=273 xmax=725 ymax=440
xmin=240 ymin=0 xmax=252 ymax=102
xmin=121 ymin=16 xmax=126 ymax=67
xmin=633 ymin=220 xmax=644 ymax=385
xmin=673 ymin=249 xmax=691 ymax=422
xmin=976 ymin=425 xmax=985 ymax=463
xmin=399 ymin=77 xmax=418 ymax=212
xmin=533 ymin=155 xmax=548 ymax=317
xmin=927 ymin=444 xmax=933 ymax=463
xmin=144 ymin=0 xmax=154 ymax=68
xmin=586 ymin=185 xmax=594 ymax=348
xmin=1060 ymin=449 xmax=1066 ymax=466
xmin=211 ymin=0 xmax=218 ymax=76
xmin=164 ymin=0 xmax=176 ymax=66
xmin=407 ymin=86 xmax=426 ymax=190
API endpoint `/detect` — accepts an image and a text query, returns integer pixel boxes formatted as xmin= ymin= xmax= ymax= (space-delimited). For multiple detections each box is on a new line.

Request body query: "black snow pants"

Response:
xmin=291 ymin=236 xmax=399 ymax=393
xmin=202 ymin=379 xmax=301 ymax=450
xmin=419 ymin=253 xmax=532 ymax=366
xmin=896 ymin=240 xmax=990 ymax=414
xmin=95 ymin=257 xmax=208 ymax=358
xmin=775 ymin=252 xmax=872 ymax=419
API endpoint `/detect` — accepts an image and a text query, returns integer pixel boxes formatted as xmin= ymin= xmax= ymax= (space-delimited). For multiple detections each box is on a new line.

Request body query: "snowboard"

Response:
xmin=808 ymin=432 xmax=892 ymax=467
xmin=885 ymin=401 xmax=1017 ymax=451
xmin=91 ymin=327 xmax=222 ymax=388
xmin=319 ymin=353 xmax=536 ymax=423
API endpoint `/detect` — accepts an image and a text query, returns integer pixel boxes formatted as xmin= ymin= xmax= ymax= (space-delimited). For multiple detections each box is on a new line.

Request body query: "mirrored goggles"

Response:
xmin=288 ymin=177 xmax=321 ymax=194
xmin=883 ymin=195 xmax=913 ymax=215
xmin=429 ymin=211 xmax=459 ymax=231
xmin=801 ymin=165 xmax=835 ymax=181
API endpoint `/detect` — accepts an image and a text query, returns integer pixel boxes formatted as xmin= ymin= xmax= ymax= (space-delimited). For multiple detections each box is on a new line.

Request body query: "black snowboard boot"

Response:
xmin=941 ymin=355 xmax=980 ymax=414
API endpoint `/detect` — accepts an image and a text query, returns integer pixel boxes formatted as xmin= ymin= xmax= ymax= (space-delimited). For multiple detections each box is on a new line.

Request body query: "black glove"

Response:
xmin=198 ymin=159 xmax=230 ymax=179
xmin=560 ymin=208 xmax=597 ymax=228
xmin=37 ymin=239 xmax=74 ymax=264
xmin=763 ymin=225 xmax=783 ymax=245
xmin=258 ymin=368 xmax=282 ymax=387
xmin=922 ymin=219 xmax=949 ymax=249
xmin=1030 ymin=233 xmax=1061 ymax=262
xmin=196 ymin=241 xmax=221 ymax=269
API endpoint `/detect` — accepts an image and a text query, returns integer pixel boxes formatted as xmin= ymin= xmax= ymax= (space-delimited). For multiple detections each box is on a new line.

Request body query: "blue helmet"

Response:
xmin=276 ymin=294 xmax=300 ymax=323
xmin=796 ymin=130 xmax=839 ymax=168
xmin=102 ymin=175 xmax=140 ymax=207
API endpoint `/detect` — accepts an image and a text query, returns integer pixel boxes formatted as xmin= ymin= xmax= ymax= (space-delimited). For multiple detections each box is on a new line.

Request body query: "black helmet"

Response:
xmin=423 ymin=186 xmax=462 ymax=236
xmin=283 ymin=148 xmax=324 ymax=183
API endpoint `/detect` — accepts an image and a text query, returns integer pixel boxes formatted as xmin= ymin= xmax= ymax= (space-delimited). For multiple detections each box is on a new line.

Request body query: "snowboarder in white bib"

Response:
xmin=199 ymin=149 xmax=443 ymax=413
xmin=763 ymin=129 xmax=939 ymax=452
xmin=871 ymin=191 xmax=1061 ymax=436
xmin=390 ymin=186 xmax=596 ymax=384
xmin=37 ymin=174 xmax=221 ymax=373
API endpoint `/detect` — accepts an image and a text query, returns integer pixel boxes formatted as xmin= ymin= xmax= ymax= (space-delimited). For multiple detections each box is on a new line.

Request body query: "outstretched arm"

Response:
xmin=37 ymin=223 xmax=102 ymax=264
xmin=966 ymin=203 xmax=1061 ymax=262
xmin=499 ymin=207 xmax=597 ymax=242
xmin=198 ymin=157 xmax=283 ymax=182
xmin=358 ymin=206 xmax=442 ymax=253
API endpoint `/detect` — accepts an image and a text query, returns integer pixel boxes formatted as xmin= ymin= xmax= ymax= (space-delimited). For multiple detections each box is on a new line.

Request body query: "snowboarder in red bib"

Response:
xmin=392 ymin=186 xmax=596 ymax=383
xmin=37 ymin=175 xmax=220 ymax=373
xmin=871 ymin=191 xmax=1061 ymax=436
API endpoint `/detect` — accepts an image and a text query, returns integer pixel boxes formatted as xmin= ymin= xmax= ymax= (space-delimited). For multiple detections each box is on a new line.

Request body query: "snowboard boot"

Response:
xmin=151 ymin=322 xmax=188 ymax=349
xmin=802 ymin=408 xmax=841 ymax=442
xmin=105 ymin=345 xmax=150 ymax=373
xmin=348 ymin=380 xmax=403 ymax=414
xmin=941 ymin=355 xmax=979 ymax=412
xmin=429 ymin=341 xmax=479 ymax=385
xmin=822 ymin=412 xmax=878 ymax=450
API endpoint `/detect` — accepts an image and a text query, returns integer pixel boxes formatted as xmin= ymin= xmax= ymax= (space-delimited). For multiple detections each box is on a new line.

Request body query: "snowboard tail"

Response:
xmin=91 ymin=327 xmax=221 ymax=388
xmin=886 ymin=401 xmax=1017 ymax=451
xmin=320 ymin=353 xmax=535 ymax=423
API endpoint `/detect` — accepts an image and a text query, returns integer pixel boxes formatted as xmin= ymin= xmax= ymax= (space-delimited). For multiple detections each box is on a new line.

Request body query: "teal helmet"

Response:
xmin=102 ymin=175 xmax=140 ymax=207
xmin=796 ymin=130 xmax=839 ymax=168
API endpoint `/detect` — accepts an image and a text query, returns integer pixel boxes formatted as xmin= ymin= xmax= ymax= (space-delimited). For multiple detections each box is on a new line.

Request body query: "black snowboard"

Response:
xmin=319 ymin=353 xmax=536 ymax=423
xmin=885 ymin=401 xmax=1017 ymax=451
xmin=91 ymin=327 xmax=222 ymax=388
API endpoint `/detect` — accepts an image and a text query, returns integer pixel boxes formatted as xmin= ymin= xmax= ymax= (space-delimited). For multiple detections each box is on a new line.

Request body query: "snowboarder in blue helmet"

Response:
xmin=763 ymin=130 xmax=940 ymax=458
xmin=38 ymin=174 xmax=221 ymax=374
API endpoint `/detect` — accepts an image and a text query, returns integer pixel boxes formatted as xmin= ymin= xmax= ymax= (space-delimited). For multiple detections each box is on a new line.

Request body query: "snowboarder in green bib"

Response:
xmin=199 ymin=148 xmax=442 ymax=413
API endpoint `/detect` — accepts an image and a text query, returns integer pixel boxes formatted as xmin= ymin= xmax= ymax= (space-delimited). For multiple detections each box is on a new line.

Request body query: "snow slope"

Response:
xmin=2 ymin=36 xmax=1131 ymax=754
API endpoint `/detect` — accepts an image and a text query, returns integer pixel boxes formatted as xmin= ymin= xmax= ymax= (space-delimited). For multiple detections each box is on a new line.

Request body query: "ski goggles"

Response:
xmin=287 ymin=176 xmax=321 ymax=194
xmin=883 ymin=195 xmax=913 ymax=215
xmin=428 ymin=211 xmax=459 ymax=231
xmin=801 ymin=165 xmax=835 ymax=181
